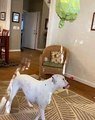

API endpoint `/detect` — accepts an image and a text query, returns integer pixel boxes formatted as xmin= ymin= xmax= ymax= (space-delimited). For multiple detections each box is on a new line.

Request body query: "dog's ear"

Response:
xmin=52 ymin=76 xmax=57 ymax=84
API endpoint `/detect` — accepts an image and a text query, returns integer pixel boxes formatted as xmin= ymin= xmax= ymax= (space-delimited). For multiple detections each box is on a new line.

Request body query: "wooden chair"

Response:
xmin=0 ymin=29 xmax=9 ymax=63
xmin=39 ymin=45 xmax=69 ymax=78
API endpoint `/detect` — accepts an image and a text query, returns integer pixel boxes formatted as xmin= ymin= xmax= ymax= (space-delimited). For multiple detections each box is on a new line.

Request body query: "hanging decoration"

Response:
xmin=56 ymin=0 xmax=80 ymax=28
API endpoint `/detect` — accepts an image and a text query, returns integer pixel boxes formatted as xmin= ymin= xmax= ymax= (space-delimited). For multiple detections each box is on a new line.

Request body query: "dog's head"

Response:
xmin=51 ymin=74 xmax=69 ymax=89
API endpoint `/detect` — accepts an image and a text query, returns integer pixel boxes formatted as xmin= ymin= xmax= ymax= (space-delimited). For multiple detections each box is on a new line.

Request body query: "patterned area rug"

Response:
xmin=0 ymin=60 xmax=19 ymax=67
xmin=0 ymin=80 xmax=95 ymax=120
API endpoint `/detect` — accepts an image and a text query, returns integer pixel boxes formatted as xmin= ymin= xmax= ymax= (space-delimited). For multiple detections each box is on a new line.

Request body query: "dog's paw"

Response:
xmin=5 ymin=101 xmax=11 ymax=114
xmin=4 ymin=109 xmax=10 ymax=114
xmin=34 ymin=117 xmax=40 ymax=120
xmin=27 ymin=101 xmax=33 ymax=107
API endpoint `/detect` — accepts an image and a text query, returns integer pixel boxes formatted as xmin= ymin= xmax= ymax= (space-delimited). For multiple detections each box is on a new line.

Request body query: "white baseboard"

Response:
xmin=36 ymin=48 xmax=44 ymax=51
xmin=65 ymin=73 xmax=95 ymax=88
xmin=9 ymin=49 xmax=21 ymax=52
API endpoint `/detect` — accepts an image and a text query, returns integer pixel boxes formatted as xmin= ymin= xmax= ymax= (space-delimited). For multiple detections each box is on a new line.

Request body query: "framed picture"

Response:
xmin=12 ymin=12 xmax=20 ymax=23
xmin=91 ymin=12 xmax=95 ymax=31
xmin=0 ymin=12 xmax=6 ymax=21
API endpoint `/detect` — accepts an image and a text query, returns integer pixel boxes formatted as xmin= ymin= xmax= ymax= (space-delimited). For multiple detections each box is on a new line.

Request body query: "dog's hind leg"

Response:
xmin=5 ymin=85 xmax=19 ymax=114
xmin=35 ymin=107 xmax=45 ymax=120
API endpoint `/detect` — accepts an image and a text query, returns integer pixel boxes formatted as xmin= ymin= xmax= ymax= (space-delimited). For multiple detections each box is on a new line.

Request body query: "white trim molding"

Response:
xmin=36 ymin=48 xmax=43 ymax=51
xmin=65 ymin=73 xmax=95 ymax=88
xmin=9 ymin=49 xmax=21 ymax=52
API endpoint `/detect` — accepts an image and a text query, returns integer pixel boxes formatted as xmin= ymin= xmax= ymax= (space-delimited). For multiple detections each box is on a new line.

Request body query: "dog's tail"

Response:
xmin=7 ymin=68 xmax=20 ymax=96
xmin=7 ymin=57 xmax=31 ymax=95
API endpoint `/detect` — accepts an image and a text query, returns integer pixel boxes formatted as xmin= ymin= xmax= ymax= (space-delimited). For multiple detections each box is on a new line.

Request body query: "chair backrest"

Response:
xmin=0 ymin=29 xmax=9 ymax=47
xmin=2 ymin=29 xmax=9 ymax=36
xmin=42 ymin=45 xmax=67 ymax=62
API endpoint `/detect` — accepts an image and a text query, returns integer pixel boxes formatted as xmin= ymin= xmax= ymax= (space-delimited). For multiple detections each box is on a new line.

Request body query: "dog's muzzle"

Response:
xmin=63 ymin=84 xmax=70 ymax=89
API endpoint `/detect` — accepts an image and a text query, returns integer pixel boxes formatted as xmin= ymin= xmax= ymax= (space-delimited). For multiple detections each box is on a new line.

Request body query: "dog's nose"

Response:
xmin=63 ymin=84 xmax=70 ymax=89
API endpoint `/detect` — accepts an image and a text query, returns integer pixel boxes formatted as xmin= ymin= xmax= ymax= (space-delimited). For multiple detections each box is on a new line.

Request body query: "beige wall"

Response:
xmin=47 ymin=0 xmax=95 ymax=87
xmin=10 ymin=0 xmax=23 ymax=51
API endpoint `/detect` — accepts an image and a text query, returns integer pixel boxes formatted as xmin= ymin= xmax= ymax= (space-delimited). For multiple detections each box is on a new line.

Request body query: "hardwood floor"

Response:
xmin=0 ymin=49 xmax=42 ymax=80
xmin=0 ymin=48 xmax=95 ymax=102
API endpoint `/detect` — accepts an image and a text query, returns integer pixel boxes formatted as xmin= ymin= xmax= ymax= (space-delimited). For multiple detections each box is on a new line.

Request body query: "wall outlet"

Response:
xmin=69 ymin=76 xmax=74 ymax=80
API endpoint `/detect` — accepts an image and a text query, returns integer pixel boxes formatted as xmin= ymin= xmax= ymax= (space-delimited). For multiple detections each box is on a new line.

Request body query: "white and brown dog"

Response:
xmin=0 ymin=71 xmax=69 ymax=120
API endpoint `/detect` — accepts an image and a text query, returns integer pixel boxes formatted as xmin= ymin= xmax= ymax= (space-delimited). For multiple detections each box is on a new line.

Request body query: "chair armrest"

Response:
xmin=63 ymin=49 xmax=69 ymax=75
xmin=39 ymin=53 xmax=46 ymax=63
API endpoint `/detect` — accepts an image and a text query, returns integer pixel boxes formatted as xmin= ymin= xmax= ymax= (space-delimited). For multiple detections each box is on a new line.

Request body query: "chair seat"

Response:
xmin=43 ymin=61 xmax=63 ymax=68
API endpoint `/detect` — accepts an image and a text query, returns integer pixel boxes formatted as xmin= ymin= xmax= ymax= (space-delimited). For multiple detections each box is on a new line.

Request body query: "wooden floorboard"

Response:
xmin=0 ymin=48 xmax=95 ymax=102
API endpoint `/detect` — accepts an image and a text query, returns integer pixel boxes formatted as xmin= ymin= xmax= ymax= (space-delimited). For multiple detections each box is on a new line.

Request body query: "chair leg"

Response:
xmin=0 ymin=47 xmax=2 ymax=59
xmin=5 ymin=36 xmax=9 ymax=63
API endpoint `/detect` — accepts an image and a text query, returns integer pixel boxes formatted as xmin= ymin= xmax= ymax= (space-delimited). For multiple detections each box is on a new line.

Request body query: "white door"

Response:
xmin=22 ymin=12 xmax=40 ymax=49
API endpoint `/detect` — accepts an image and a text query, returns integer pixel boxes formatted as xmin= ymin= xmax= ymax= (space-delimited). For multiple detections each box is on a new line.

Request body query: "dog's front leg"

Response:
xmin=34 ymin=112 xmax=40 ymax=120
xmin=40 ymin=108 xmax=45 ymax=120
xmin=34 ymin=108 xmax=45 ymax=120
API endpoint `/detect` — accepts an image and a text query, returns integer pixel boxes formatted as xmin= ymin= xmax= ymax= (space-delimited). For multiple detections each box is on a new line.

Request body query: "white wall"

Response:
xmin=47 ymin=0 xmax=95 ymax=87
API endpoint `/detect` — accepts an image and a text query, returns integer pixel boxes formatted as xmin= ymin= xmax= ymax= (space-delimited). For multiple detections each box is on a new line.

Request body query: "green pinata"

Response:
xmin=56 ymin=0 xmax=80 ymax=28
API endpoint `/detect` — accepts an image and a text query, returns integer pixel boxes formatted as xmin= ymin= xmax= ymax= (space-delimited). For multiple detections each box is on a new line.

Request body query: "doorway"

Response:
xmin=21 ymin=12 xmax=40 ymax=50
xmin=22 ymin=0 xmax=49 ymax=50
